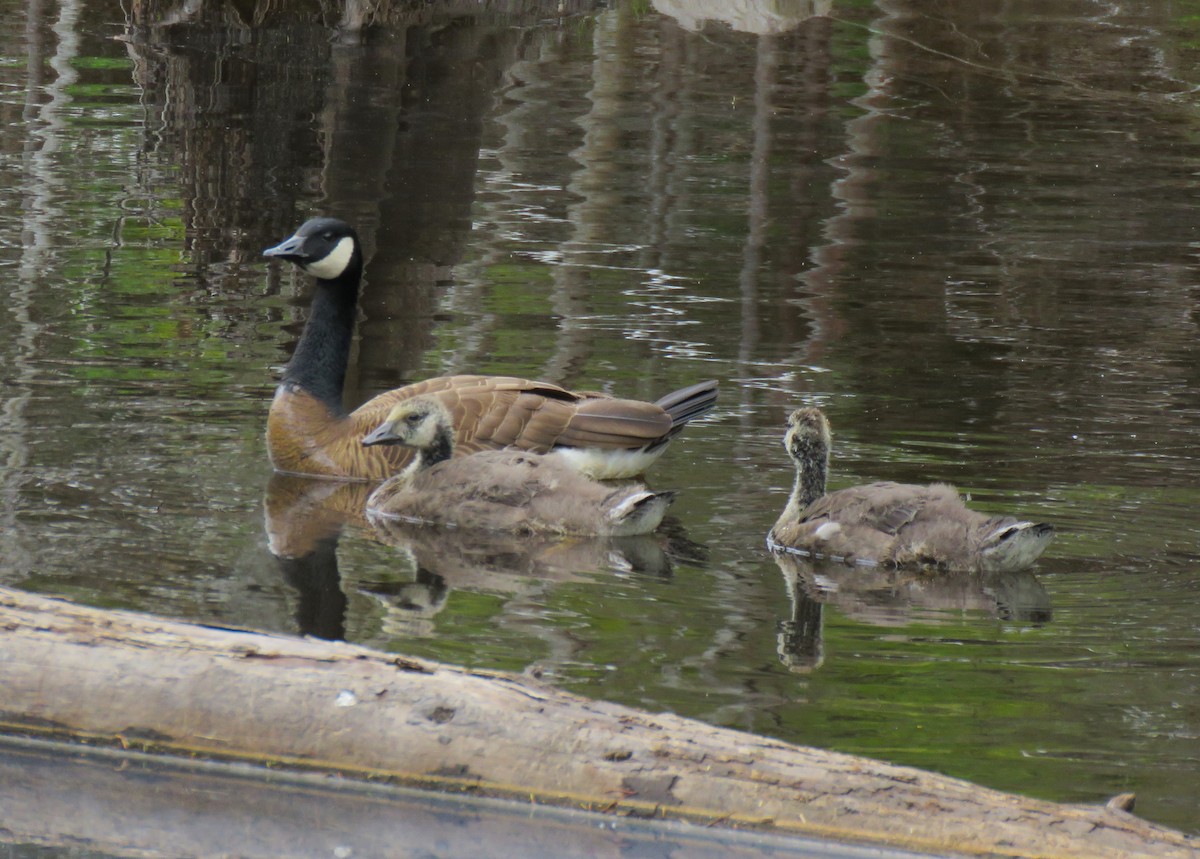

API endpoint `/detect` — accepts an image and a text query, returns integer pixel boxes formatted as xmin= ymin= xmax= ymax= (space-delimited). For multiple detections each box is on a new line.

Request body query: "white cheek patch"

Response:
xmin=304 ymin=236 xmax=355 ymax=280
xmin=414 ymin=420 xmax=438 ymax=448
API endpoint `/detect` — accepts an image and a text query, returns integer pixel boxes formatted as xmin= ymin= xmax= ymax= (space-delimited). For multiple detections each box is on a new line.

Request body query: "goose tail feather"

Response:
xmin=655 ymin=380 xmax=719 ymax=429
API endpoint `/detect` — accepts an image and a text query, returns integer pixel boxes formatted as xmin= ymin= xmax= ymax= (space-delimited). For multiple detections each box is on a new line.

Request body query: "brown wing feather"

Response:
xmin=559 ymin=398 xmax=674 ymax=446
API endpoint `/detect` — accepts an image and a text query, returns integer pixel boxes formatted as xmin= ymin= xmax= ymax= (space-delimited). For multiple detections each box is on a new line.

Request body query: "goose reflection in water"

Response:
xmin=772 ymin=551 xmax=1053 ymax=674
xmin=264 ymin=473 xmax=372 ymax=641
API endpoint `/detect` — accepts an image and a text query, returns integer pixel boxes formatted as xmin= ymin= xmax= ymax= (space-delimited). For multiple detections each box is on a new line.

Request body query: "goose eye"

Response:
xmin=322 ymin=232 xmax=334 ymax=241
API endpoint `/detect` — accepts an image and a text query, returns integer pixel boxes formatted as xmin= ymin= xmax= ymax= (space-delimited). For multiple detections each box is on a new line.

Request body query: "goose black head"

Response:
xmin=264 ymin=217 xmax=361 ymax=281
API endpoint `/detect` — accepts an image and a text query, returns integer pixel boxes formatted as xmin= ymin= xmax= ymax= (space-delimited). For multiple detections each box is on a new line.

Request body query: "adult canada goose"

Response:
xmin=263 ymin=217 xmax=718 ymax=481
xmin=360 ymin=397 xmax=676 ymax=536
xmin=767 ymin=407 xmax=1054 ymax=573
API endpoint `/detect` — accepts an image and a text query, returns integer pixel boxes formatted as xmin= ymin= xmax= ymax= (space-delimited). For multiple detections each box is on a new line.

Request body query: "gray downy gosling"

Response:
xmin=362 ymin=397 xmax=676 ymax=537
xmin=768 ymin=407 xmax=1054 ymax=573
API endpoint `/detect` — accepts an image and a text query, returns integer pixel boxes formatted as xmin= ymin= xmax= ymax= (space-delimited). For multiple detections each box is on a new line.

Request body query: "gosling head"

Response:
xmin=362 ymin=397 xmax=453 ymax=453
xmin=263 ymin=217 xmax=361 ymax=281
xmin=783 ymin=407 xmax=832 ymax=465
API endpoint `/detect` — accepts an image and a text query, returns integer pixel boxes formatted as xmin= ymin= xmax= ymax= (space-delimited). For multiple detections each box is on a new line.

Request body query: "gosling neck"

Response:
xmin=281 ymin=257 xmax=363 ymax=415
xmin=403 ymin=422 xmax=455 ymax=478
xmin=783 ymin=438 xmax=829 ymax=516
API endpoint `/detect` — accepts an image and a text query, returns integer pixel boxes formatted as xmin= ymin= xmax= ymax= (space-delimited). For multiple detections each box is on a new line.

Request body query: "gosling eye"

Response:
xmin=405 ymin=414 xmax=422 ymax=425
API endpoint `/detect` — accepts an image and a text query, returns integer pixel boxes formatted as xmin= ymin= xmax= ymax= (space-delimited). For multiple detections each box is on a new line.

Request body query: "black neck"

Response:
xmin=796 ymin=453 xmax=827 ymax=508
xmin=416 ymin=427 xmax=455 ymax=469
xmin=282 ymin=263 xmax=361 ymax=414
xmin=790 ymin=436 xmax=828 ymax=508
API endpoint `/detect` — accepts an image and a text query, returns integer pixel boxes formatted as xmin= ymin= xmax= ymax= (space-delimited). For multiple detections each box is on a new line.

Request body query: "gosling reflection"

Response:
xmin=357 ymin=525 xmax=683 ymax=673
xmin=264 ymin=472 xmax=688 ymax=644
xmin=357 ymin=523 xmax=686 ymax=652
xmin=777 ymin=568 xmax=825 ymax=674
xmin=368 ymin=516 xmax=675 ymax=583
xmin=772 ymin=551 xmax=1053 ymax=671
xmin=356 ymin=567 xmax=449 ymax=639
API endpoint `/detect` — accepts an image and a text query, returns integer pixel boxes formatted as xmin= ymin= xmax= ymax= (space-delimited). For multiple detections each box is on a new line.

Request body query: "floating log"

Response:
xmin=0 ymin=585 xmax=1195 ymax=859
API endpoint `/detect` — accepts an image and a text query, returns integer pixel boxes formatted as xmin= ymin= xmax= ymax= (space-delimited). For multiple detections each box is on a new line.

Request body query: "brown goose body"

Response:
xmin=362 ymin=398 xmax=676 ymax=537
xmin=268 ymin=373 xmax=714 ymax=482
xmin=264 ymin=218 xmax=717 ymax=482
xmin=768 ymin=408 xmax=1054 ymax=573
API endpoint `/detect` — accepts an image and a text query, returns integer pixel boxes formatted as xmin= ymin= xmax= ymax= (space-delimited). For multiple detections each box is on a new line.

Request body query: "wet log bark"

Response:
xmin=1 ymin=586 xmax=1195 ymax=859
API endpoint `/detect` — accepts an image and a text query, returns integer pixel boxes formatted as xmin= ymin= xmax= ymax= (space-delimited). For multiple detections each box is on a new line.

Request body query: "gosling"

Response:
xmin=768 ymin=407 xmax=1054 ymax=573
xmin=362 ymin=397 xmax=675 ymax=537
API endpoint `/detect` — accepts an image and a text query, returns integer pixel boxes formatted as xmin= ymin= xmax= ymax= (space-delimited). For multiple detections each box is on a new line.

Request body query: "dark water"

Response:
xmin=0 ymin=739 xmax=934 ymax=859
xmin=3 ymin=0 xmax=1200 ymax=837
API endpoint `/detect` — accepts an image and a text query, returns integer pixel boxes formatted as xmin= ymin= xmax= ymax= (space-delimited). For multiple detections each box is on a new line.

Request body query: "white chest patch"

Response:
xmin=304 ymin=236 xmax=355 ymax=280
